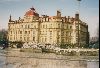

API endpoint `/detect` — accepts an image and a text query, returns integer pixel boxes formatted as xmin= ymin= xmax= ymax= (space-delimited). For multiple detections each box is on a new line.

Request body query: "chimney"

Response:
xmin=68 ymin=16 xmax=70 ymax=21
xmin=65 ymin=16 xmax=66 ymax=22
xmin=19 ymin=17 xmax=21 ymax=20
xmin=75 ymin=13 xmax=79 ymax=21
xmin=57 ymin=10 xmax=61 ymax=17
xmin=9 ymin=14 xmax=12 ymax=22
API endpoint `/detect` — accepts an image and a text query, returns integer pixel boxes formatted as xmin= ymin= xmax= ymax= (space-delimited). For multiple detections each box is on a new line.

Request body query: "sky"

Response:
xmin=0 ymin=0 xmax=99 ymax=37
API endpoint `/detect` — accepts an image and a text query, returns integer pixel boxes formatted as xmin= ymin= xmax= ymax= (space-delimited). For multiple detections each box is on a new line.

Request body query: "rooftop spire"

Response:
xmin=30 ymin=6 xmax=35 ymax=10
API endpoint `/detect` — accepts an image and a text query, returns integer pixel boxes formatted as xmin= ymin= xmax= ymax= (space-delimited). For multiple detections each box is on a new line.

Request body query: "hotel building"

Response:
xmin=8 ymin=7 xmax=89 ymax=47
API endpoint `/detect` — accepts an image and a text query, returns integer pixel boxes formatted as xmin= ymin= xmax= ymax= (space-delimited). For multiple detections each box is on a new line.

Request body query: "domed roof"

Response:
xmin=25 ymin=7 xmax=39 ymax=16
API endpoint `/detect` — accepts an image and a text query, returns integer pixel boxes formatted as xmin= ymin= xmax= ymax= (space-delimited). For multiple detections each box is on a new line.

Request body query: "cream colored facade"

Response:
xmin=8 ymin=7 xmax=89 ymax=46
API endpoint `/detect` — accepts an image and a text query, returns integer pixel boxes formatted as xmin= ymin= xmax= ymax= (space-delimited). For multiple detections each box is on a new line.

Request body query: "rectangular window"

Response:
xmin=50 ymin=38 xmax=52 ymax=40
xmin=62 ymin=39 xmax=64 ymax=43
xmin=20 ymin=31 xmax=22 ymax=34
xmin=50 ymin=24 xmax=52 ymax=28
xmin=69 ymin=32 xmax=71 ymax=36
xmin=76 ymin=25 xmax=79 ymax=29
xmin=76 ymin=31 xmax=78 ymax=37
xmin=29 ymin=31 xmax=30 ymax=34
xmin=57 ymin=31 xmax=60 ymax=35
xmin=45 ymin=38 xmax=47 ymax=42
xmin=70 ymin=32 xmax=71 ymax=36
xmin=10 ymin=31 xmax=12 ymax=34
xmin=62 ymin=31 xmax=64 ymax=36
xmin=70 ymin=26 xmax=72 ymax=29
xmin=14 ymin=36 xmax=15 ymax=40
xmin=21 ymin=25 xmax=23 ymax=28
xmin=28 ymin=25 xmax=30 ymax=28
xmin=43 ymin=25 xmax=45 ymax=28
xmin=58 ymin=24 xmax=60 ymax=28
xmin=27 ymin=37 xmax=29 ymax=41
xmin=24 ymin=37 xmax=26 ymax=41
xmin=20 ymin=37 xmax=22 ymax=40
xmin=10 ymin=37 xmax=12 ymax=40
xmin=16 ymin=31 xmax=17 ymax=34
xmin=40 ymin=31 xmax=41 ymax=34
xmin=33 ymin=31 xmax=35 ymax=34
xmin=66 ymin=32 xmax=68 ymax=36
xmin=33 ymin=37 xmax=35 ymax=41
xmin=25 ymin=25 xmax=27 ymax=28
xmin=76 ymin=38 xmax=78 ymax=42
xmin=42 ymin=38 xmax=44 ymax=42
xmin=34 ymin=25 xmax=36 ymax=28
xmin=46 ymin=25 xmax=47 ymax=28
xmin=50 ymin=31 xmax=52 ymax=35
xmin=31 ymin=24 xmax=33 ymax=28
xmin=25 ymin=31 xmax=27 ymax=34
